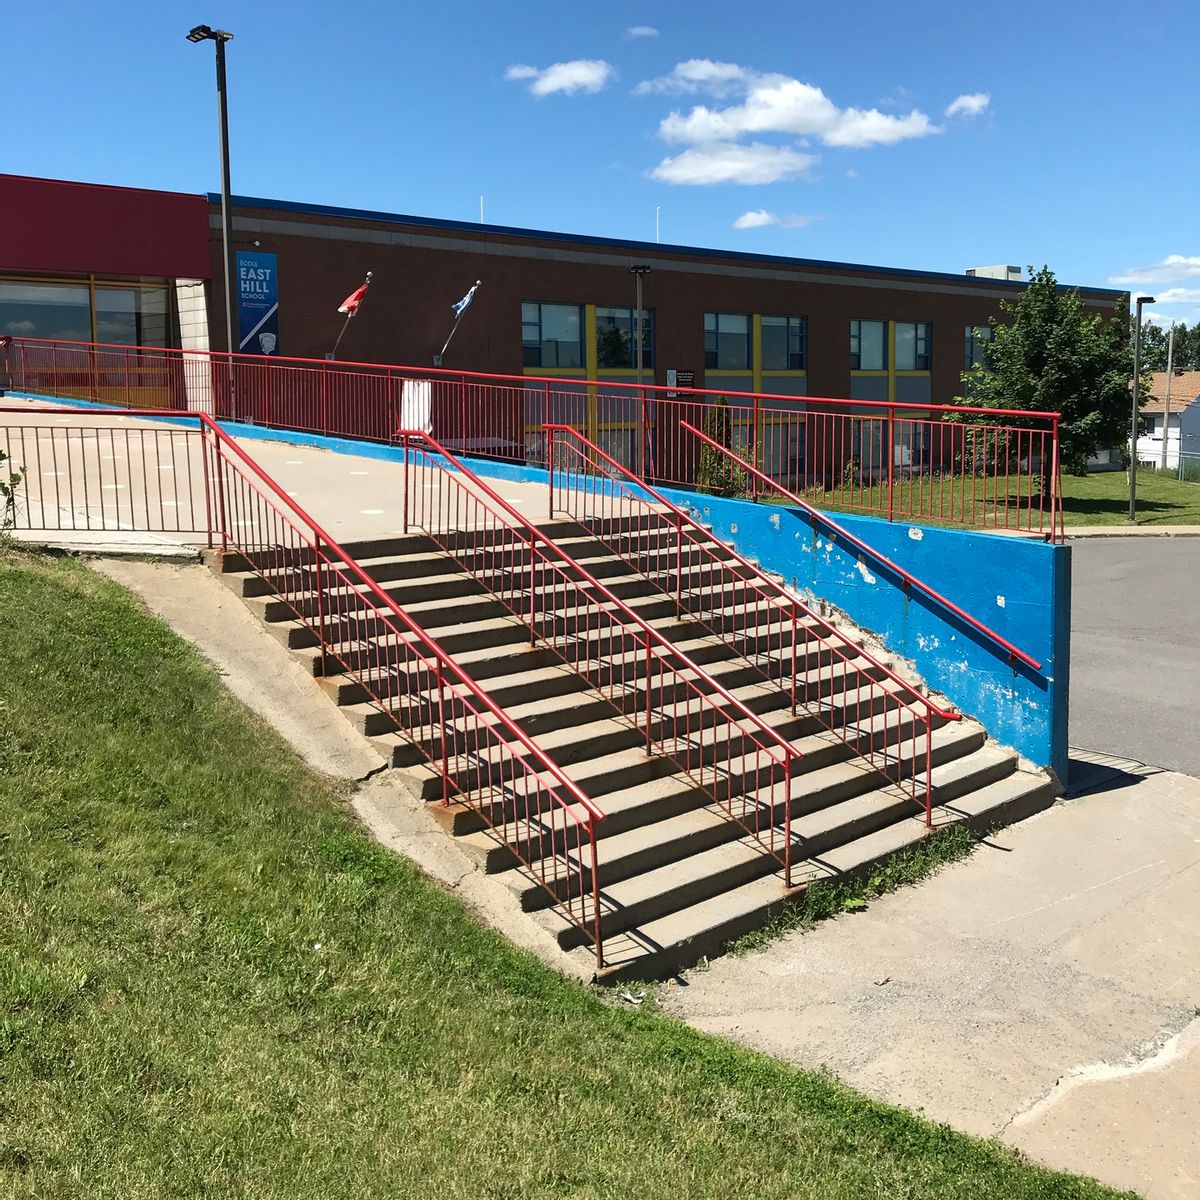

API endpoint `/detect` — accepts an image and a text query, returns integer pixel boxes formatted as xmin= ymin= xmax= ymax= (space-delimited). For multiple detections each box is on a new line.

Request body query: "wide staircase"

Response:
xmin=208 ymin=512 xmax=1054 ymax=980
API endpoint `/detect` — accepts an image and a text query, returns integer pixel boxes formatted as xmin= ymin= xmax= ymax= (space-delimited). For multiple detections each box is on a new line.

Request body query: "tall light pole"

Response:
xmin=1129 ymin=294 xmax=1155 ymax=523
xmin=187 ymin=25 xmax=236 ymax=362
xmin=630 ymin=265 xmax=651 ymax=388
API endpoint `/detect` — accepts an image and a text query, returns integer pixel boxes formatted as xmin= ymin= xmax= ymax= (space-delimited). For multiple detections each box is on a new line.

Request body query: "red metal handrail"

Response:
xmin=3 ymin=336 xmax=1065 ymax=540
xmin=397 ymin=428 xmax=805 ymax=883
xmin=2 ymin=334 xmax=1065 ymax=420
xmin=547 ymin=424 xmax=961 ymax=828
xmin=679 ymin=420 xmax=1043 ymax=672
xmin=0 ymin=401 xmax=607 ymax=965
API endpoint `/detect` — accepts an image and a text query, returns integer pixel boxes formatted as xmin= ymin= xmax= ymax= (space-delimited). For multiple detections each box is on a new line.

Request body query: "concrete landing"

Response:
xmin=663 ymin=763 xmax=1200 ymax=1199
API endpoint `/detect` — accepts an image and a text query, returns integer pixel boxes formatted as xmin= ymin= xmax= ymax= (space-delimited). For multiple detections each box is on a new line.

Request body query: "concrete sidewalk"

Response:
xmin=663 ymin=759 xmax=1200 ymax=1199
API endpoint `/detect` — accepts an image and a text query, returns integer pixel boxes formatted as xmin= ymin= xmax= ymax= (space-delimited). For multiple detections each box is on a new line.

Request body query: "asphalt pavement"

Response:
xmin=1069 ymin=537 xmax=1200 ymax=776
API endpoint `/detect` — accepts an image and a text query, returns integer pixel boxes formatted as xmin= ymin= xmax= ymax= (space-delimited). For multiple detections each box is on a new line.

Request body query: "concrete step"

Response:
xmin=594 ymin=765 xmax=1055 ymax=981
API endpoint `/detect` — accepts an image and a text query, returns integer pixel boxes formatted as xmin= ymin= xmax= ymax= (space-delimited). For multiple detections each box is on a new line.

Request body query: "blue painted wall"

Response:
xmin=13 ymin=392 xmax=1069 ymax=778
xmin=654 ymin=488 xmax=1070 ymax=782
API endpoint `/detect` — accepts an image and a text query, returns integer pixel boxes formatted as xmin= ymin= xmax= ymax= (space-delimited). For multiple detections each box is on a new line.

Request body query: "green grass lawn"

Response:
xmin=734 ymin=467 xmax=1200 ymax=531
xmin=0 ymin=551 xmax=1130 ymax=1199
xmin=1060 ymin=468 xmax=1200 ymax=526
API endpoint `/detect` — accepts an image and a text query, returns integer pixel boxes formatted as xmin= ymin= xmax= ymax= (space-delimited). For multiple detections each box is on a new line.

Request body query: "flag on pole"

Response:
xmin=338 ymin=279 xmax=371 ymax=317
xmin=452 ymin=280 xmax=481 ymax=318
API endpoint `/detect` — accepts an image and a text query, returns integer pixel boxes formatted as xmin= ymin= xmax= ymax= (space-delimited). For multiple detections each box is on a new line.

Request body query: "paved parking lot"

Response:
xmin=1069 ymin=538 xmax=1200 ymax=777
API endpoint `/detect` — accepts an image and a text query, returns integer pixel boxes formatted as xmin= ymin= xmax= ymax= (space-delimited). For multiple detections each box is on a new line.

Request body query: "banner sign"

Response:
xmin=236 ymin=251 xmax=279 ymax=355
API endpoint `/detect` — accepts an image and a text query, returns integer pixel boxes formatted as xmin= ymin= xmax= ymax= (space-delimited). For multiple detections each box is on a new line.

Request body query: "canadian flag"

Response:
xmin=338 ymin=278 xmax=371 ymax=317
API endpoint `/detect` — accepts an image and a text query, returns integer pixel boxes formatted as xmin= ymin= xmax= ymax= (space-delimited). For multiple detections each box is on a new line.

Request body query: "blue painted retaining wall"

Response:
xmin=654 ymin=489 xmax=1070 ymax=781
xmin=11 ymin=393 xmax=1070 ymax=778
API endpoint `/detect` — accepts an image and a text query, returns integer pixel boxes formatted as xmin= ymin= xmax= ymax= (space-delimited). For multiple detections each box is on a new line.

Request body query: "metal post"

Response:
xmin=1130 ymin=295 xmax=1155 ymax=523
xmin=187 ymin=27 xmax=237 ymax=399
xmin=1161 ymin=327 xmax=1174 ymax=472
xmin=213 ymin=38 xmax=236 ymax=366
xmin=635 ymin=273 xmax=644 ymax=389
xmin=886 ymin=405 xmax=895 ymax=522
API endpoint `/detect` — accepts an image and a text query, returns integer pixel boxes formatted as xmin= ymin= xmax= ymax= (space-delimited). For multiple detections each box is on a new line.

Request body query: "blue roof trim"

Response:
xmin=208 ymin=191 xmax=1126 ymax=299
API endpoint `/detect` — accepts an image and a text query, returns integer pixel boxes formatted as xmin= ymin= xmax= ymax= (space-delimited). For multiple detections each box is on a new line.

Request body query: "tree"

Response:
xmin=1139 ymin=322 xmax=1168 ymax=372
xmin=958 ymin=266 xmax=1139 ymax=475
xmin=695 ymin=396 xmax=746 ymax=496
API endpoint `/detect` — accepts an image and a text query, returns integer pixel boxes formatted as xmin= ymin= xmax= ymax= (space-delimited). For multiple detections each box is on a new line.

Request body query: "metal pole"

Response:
xmin=1129 ymin=296 xmax=1154 ymax=523
xmin=214 ymin=37 xmax=236 ymax=363
xmin=635 ymin=273 xmax=644 ymax=389
xmin=1161 ymin=327 xmax=1174 ymax=472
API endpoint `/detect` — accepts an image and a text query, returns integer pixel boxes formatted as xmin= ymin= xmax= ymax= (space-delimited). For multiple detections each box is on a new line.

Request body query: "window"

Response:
xmin=595 ymin=306 xmax=654 ymax=369
xmin=522 ymin=301 xmax=583 ymax=368
xmin=895 ymin=322 xmax=932 ymax=371
xmin=761 ymin=315 xmax=807 ymax=370
xmin=704 ymin=312 xmax=750 ymax=370
xmin=94 ymin=284 xmax=171 ymax=347
xmin=964 ymin=324 xmax=993 ymax=370
xmin=850 ymin=319 xmax=887 ymax=371
xmin=0 ymin=279 xmax=92 ymax=341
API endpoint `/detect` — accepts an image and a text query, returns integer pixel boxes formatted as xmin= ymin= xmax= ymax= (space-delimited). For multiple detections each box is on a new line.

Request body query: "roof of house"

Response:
xmin=1144 ymin=371 xmax=1200 ymax=414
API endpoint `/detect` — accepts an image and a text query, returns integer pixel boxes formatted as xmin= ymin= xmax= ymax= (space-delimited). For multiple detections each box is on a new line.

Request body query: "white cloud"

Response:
xmin=944 ymin=92 xmax=990 ymax=118
xmin=824 ymin=107 xmax=938 ymax=147
xmin=1109 ymin=255 xmax=1200 ymax=286
xmin=634 ymin=59 xmax=752 ymax=97
xmin=624 ymin=25 xmax=659 ymax=39
xmin=732 ymin=209 xmax=819 ymax=229
xmin=1155 ymin=287 xmax=1200 ymax=305
xmin=645 ymin=61 xmax=940 ymax=150
xmin=650 ymin=142 xmax=816 ymax=186
xmin=505 ymin=59 xmax=615 ymax=97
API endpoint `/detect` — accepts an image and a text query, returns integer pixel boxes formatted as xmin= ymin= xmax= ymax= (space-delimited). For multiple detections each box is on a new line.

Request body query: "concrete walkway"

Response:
xmin=3 ymin=398 xmax=554 ymax=553
xmin=663 ymin=758 xmax=1200 ymax=1199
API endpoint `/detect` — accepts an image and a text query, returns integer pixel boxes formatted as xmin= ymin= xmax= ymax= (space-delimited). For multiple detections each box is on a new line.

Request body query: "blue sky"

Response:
xmin=7 ymin=0 xmax=1200 ymax=321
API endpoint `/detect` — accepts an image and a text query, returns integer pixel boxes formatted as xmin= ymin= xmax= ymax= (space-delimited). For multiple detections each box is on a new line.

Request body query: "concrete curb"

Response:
xmin=1066 ymin=526 xmax=1200 ymax=538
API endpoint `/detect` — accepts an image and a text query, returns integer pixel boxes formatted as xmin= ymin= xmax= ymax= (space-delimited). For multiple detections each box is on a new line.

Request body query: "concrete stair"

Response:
xmin=207 ymin=521 xmax=1056 ymax=980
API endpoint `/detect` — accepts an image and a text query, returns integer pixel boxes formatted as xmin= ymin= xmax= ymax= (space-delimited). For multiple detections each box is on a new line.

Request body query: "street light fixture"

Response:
xmin=1129 ymin=294 xmax=1155 ymax=523
xmin=629 ymin=265 xmax=652 ymax=389
xmin=187 ymin=25 xmax=236 ymax=366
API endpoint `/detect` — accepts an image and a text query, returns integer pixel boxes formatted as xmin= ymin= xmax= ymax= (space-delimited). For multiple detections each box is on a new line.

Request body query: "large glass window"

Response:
xmin=704 ymin=312 xmax=750 ymax=370
xmin=761 ymin=315 xmax=807 ymax=370
xmin=596 ymin=306 xmax=654 ymax=369
xmin=0 ymin=280 xmax=92 ymax=341
xmin=522 ymin=301 xmax=583 ymax=368
xmin=964 ymin=324 xmax=993 ymax=369
xmin=850 ymin=319 xmax=887 ymax=371
xmin=895 ymin=321 xmax=932 ymax=371
xmin=94 ymin=285 xmax=171 ymax=346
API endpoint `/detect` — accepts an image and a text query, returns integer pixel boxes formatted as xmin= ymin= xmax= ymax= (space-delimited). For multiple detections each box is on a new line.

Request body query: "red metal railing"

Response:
xmin=547 ymin=424 xmax=963 ymax=827
xmin=679 ymin=419 xmax=1043 ymax=672
xmin=0 ymin=402 xmax=607 ymax=966
xmin=2 ymin=336 xmax=1064 ymax=540
xmin=398 ymin=430 xmax=803 ymax=884
xmin=0 ymin=411 xmax=209 ymax=536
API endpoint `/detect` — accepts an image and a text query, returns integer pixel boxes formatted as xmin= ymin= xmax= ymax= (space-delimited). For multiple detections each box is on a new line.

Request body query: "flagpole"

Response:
xmin=434 ymin=280 xmax=481 ymax=367
xmin=330 ymin=270 xmax=372 ymax=360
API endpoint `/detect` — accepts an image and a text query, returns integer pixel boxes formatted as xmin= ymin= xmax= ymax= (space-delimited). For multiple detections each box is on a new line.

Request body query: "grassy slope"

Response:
xmin=0 ymin=553 xmax=1130 ymax=1200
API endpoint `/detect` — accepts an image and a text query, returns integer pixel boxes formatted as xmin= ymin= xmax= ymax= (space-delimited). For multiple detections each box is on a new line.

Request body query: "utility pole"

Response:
xmin=630 ymin=265 xmax=651 ymax=388
xmin=1129 ymin=295 xmax=1155 ymax=523
xmin=1161 ymin=326 xmax=1174 ymax=471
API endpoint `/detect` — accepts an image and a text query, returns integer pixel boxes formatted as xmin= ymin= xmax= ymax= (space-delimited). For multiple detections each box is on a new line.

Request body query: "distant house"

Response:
xmin=1137 ymin=370 xmax=1200 ymax=470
